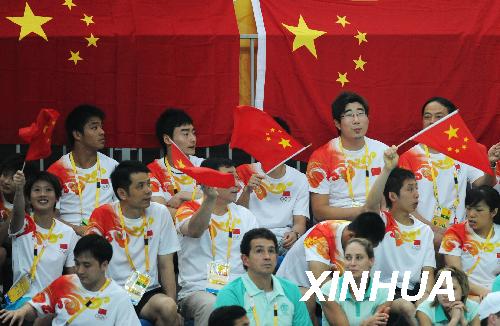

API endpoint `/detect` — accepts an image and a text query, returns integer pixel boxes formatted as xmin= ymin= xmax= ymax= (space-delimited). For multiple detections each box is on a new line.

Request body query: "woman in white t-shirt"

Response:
xmin=5 ymin=170 xmax=77 ymax=309
xmin=440 ymin=185 xmax=500 ymax=299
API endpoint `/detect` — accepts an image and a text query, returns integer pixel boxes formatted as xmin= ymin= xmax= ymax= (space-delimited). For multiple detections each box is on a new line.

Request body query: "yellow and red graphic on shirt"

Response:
xmin=148 ymin=160 xmax=195 ymax=196
xmin=384 ymin=211 xmax=421 ymax=247
xmin=32 ymin=275 xmax=109 ymax=315
xmin=47 ymin=161 xmax=109 ymax=195
xmin=236 ymin=166 xmax=294 ymax=200
xmin=306 ymin=143 xmax=377 ymax=188
xmin=87 ymin=204 xmax=154 ymax=248
xmin=441 ymin=222 xmax=499 ymax=256
xmin=17 ymin=215 xmax=63 ymax=243
xmin=399 ymin=148 xmax=457 ymax=182
xmin=304 ymin=221 xmax=345 ymax=274
xmin=0 ymin=198 xmax=11 ymax=222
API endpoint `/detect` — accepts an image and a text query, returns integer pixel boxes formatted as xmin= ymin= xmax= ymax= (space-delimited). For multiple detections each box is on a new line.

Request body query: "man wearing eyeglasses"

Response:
xmin=307 ymin=91 xmax=389 ymax=221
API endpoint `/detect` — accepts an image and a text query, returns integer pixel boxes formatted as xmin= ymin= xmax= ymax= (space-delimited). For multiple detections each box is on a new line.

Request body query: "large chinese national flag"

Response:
xmin=1 ymin=0 xmax=239 ymax=148
xmin=252 ymin=0 xmax=500 ymax=160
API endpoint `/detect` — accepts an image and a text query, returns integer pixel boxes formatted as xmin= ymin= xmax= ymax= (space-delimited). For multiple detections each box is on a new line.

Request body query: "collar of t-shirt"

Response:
xmin=339 ymin=276 xmax=373 ymax=301
xmin=242 ymin=273 xmax=285 ymax=302
xmin=255 ymin=163 xmax=288 ymax=182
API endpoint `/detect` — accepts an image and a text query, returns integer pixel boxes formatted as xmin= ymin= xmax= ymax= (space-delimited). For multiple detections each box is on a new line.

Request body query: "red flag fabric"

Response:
xmin=171 ymin=141 xmax=194 ymax=170
xmin=411 ymin=111 xmax=492 ymax=175
xmin=19 ymin=108 xmax=60 ymax=161
xmin=1 ymin=0 xmax=239 ymax=148
xmin=252 ymin=0 xmax=500 ymax=160
xmin=180 ymin=166 xmax=235 ymax=188
xmin=230 ymin=106 xmax=309 ymax=173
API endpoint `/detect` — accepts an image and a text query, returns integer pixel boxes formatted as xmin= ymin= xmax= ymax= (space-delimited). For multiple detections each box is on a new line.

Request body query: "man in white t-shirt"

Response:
xmin=307 ymin=91 xmax=388 ymax=221
xmin=399 ymin=97 xmax=499 ymax=248
xmin=86 ymin=161 xmax=180 ymax=325
xmin=175 ymin=158 xmax=259 ymax=326
xmin=0 ymin=234 xmax=140 ymax=326
xmin=48 ymin=105 xmax=118 ymax=236
xmin=149 ymin=108 xmax=204 ymax=217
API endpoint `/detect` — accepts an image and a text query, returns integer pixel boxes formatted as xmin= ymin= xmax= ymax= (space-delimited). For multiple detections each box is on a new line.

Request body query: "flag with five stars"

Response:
xmin=251 ymin=0 xmax=500 ymax=160
xmin=19 ymin=108 xmax=60 ymax=161
xmin=410 ymin=111 xmax=492 ymax=175
xmin=230 ymin=106 xmax=309 ymax=173
xmin=0 ymin=0 xmax=239 ymax=149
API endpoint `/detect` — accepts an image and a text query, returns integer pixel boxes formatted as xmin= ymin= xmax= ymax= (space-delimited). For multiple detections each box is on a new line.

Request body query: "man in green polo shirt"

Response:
xmin=214 ymin=228 xmax=312 ymax=326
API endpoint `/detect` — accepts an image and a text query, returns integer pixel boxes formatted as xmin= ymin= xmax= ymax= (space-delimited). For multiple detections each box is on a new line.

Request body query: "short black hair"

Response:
xmin=347 ymin=212 xmax=385 ymax=247
xmin=387 ymin=311 xmax=411 ymax=326
xmin=421 ymin=97 xmax=457 ymax=116
xmin=65 ymin=105 xmax=105 ymax=148
xmin=331 ymin=91 xmax=369 ymax=123
xmin=240 ymin=228 xmax=278 ymax=256
xmin=466 ymin=185 xmax=500 ymax=223
xmin=155 ymin=108 xmax=194 ymax=152
xmin=208 ymin=306 xmax=247 ymax=326
xmin=74 ymin=234 xmax=113 ymax=264
xmin=273 ymin=117 xmax=291 ymax=134
xmin=24 ymin=171 xmax=62 ymax=202
xmin=0 ymin=154 xmax=38 ymax=180
xmin=110 ymin=160 xmax=150 ymax=199
xmin=200 ymin=157 xmax=234 ymax=171
xmin=383 ymin=168 xmax=416 ymax=209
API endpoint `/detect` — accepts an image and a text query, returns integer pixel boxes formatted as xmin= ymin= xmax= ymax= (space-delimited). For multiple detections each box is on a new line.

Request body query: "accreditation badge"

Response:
xmin=431 ymin=206 xmax=451 ymax=229
xmin=205 ymin=261 xmax=231 ymax=295
xmin=4 ymin=274 xmax=30 ymax=306
xmin=351 ymin=201 xmax=363 ymax=207
xmin=124 ymin=271 xmax=151 ymax=305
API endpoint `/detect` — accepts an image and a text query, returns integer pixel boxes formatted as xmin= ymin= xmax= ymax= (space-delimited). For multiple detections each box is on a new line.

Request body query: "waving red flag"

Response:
xmin=181 ymin=167 xmax=235 ymax=188
xmin=406 ymin=111 xmax=491 ymax=175
xmin=230 ymin=106 xmax=309 ymax=173
xmin=19 ymin=109 xmax=60 ymax=161
xmin=171 ymin=141 xmax=194 ymax=170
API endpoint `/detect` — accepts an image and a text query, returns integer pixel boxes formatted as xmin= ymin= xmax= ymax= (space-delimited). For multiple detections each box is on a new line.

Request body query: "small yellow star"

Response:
xmin=62 ymin=0 xmax=76 ymax=10
xmin=353 ymin=55 xmax=367 ymax=71
xmin=266 ymin=137 xmax=271 ymax=141
xmin=335 ymin=15 xmax=350 ymax=28
xmin=462 ymin=145 xmax=467 ymax=150
xmin=81 ymin=14 xmax=94 ymax=26
xmin=455 ymin=149 xmax=460 ymax=153
xmin=6 ymin=3 xmax=53 ymax=41
xmin=68 ymin=50 xmax=83 ymax=65
xmin=447 ymin=147 xmax=453 ymax=152
xmin=278 ymin=138 xmax=292 ymax=149
xmin=354 ymin=30 xmax=368 ymax=45
xmin=266 ymin=132 xmax=270 ymax=136
xmin=463 ymin=137 xmax=469 ymax=143
xmin=278 ymin=130 xmax=282 ymax=133
xmin=176 ymin=159 xmax=186 ymax=169
xmin=282 ymin=15 xmax=327 ymax=59
xmin=444 ymin=125 xmax=459 ymax=140
xmin=336 ymin=72 xmax=349 ymax=87
xmin=270 ymin=128 xmax=275 ymax=132
xmin=85 ymin=33 xmax=99 ymax=47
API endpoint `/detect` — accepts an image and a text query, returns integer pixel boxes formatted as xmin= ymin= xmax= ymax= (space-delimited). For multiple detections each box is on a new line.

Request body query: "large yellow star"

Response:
xmin=68 ymin=50 xmax=83 ymax=65
xmin=278 ymin=138 xmax=292 ymax=149
xmin=336 ymin=15 xmax=350 ymax=28
xmin=85 ymin=33 xmax=99 ymax=47
xmin=81 ymin=14 xmax=94 ymax=26
xmin=353 ymin=55 xmax=367 ymax=71
xmin=282 ymin=15 xmax=326 ymax=59
xmin=336 ymin=72 xmax=349 ymax=87
xmin=6 ymin=3 xmax=53 ymax=41
xmin=62 ymin=0 xmax=76 ymax=10
xmin=444 ymin=125 xmax=459 ymax=140
xmin=176 ymin=159 xmax=186 ymax=169
xmin=354 ymin=30 xmax=368 ymax=45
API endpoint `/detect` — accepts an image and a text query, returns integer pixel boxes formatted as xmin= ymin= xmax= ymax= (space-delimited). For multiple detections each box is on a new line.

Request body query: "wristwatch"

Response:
xmin=491 ymin=161 xmax=498 ymax=169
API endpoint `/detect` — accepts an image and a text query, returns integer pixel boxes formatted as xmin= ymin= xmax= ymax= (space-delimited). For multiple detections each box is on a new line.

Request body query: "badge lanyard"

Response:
xmin=339 ymin=139 xmax=370 ymax=205
xmin=164 ymin=156 xmax=198 ymax=200
xmin=466 ymin=223 xmax=494 ymax=276
xmin=209 ymin=208 xmax=234 ymax=263
xmin=29 ymin=218 xmax=56 ymax=281
xmin=252 ymin=303 xmax=278 ymax=326
xmin=424 ymin=145 xmax=460 ymax=224
xmin=69 ymin=152 xmax=101 ymax=225
xmin=118 ymin=204 xmax=150 ymax=273
xmin=65 ymin=278 xmax=111 ymax=325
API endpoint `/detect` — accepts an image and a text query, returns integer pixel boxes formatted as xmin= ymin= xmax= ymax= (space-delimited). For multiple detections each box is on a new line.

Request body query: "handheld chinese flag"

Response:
xmin=230 ymin=106 xmax=310 ymax=173
xmin=19 ymin=109 xmax=60 ymax=161
xmin=399 ymin=111 xmax=492 ymax=175
xmin=170 ymin=141 xmax=194 ymax=170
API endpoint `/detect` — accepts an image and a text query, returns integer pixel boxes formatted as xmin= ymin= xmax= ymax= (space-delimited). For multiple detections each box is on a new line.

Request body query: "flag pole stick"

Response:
xmin=21 ymin=161 xmax=26 ymax=172
xmin=396 ymin=110 xmax=459 ymax=149
xmin=266 ymin=144 xmax=311 ymax=175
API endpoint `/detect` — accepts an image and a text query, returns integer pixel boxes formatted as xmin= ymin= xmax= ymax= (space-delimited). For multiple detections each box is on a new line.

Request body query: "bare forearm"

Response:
xmin=235 ymin=189 xmax=250 ymax=208
xmin=186 ymin=197 xmax=216 ymax=237
xmin=313 ymin=204 xmax=364 ymax=221
xmin=292 ymin=216 xmax=306 ymax=235
xmin=11 ymin=189 xmax=26 ymax=234
xmin=159 ymin=255 xmax=176 ymax=299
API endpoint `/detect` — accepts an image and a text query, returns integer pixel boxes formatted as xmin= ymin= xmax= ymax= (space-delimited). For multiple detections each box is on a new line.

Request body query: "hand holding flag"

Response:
xmin=19 ymin=109 xmax=60 ymax=161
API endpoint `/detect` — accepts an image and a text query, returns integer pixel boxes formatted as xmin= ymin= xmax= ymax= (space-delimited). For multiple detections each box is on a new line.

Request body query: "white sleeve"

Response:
xmin=423 ymin=229 xmax=436 ymax=268
xmin=158 ymin=207 xmax=180 ymax=255
xmin=115 ymin=296 xmax=141 ymax=326
xmin=293 ymin=174 xmax=310 ymax=219
xmin=64 ymin=231 xmax=78 ymax=268
xmin=465 ymin=164 xmax=484 ymax=184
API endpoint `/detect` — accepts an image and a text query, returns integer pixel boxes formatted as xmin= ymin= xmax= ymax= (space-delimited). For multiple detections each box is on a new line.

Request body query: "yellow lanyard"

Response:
xmin=252 ymin=303 xmax=278 ymax=326
xmin=30 ymin=219 xmax=56 ymax=281
xmin=424 ymin=146 xmax=460 ymax=222
xmin=209 ymin=208 xmax=234 ymax=263
xmin=65 ymin=278 xmax=111 ymax=325
xmin=118 ymin=204 xmax=150 ymax=273
xmin=466 ymin=224 xmax=494 ymax=276
xmin=69 ymin=152 xmax=101 ymax=225
xmin=163 ymin=156 xmax=180 ymax=194
xmin=339 ymin=139 xmax=370 ymax=203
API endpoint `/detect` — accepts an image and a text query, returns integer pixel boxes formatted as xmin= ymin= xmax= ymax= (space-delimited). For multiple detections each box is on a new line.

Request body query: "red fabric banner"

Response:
xmin=19 ymin=108 xmax=60 ymax=160
xmin=253 ymin=0 xmax=500 ymax=160
xmin=1 ymin=0 xmax=239 ymax=148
